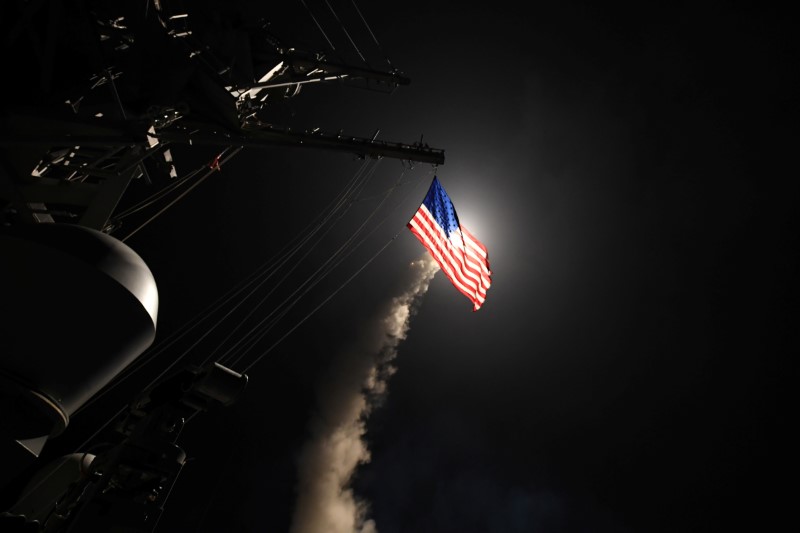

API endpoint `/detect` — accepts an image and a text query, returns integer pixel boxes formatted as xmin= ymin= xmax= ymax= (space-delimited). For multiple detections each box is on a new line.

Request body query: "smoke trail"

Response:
xmin=290 ymin=254 xmax=439 ymax=533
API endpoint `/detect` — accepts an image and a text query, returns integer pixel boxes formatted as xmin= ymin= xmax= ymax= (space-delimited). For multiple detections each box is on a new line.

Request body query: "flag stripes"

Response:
xmin=407 ymin=178 xmax=491 ymax=311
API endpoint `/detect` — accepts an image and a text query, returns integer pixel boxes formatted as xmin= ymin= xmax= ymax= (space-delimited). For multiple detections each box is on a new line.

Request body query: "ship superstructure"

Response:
xmin=0 ymin=2 xmax=443 ymax=530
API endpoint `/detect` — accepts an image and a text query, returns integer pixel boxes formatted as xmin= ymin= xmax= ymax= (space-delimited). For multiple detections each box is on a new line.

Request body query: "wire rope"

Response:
xmin=202 ymin=158 xmax=380 ymax=365
xmin=228 ymin=164 xmax=432 ymax=371
xmin=115 ymin=165 xmax=204 ymax=219
xmin=324 ymin=0 xmax=368 ymax=66
xmin=23 ymin=163 xmax=429 ymax=523
xmin=299 ymin=0 xmax=336 ymax=51
xmin=227 ymin=163 xmax=409 ymax=369
xmin=121 ymin=147 xmax=243 ymax=242
xmin=241 ymin=232 xmax=398 ymax=374
xmin=218 ymin=160 xmax=384 ymax=366
xmin=350 ymin=0 xmax=394 ymax=69
xmin=142 ymin=158 xmax=378 ymax=389
xmin=75 ymin=159 xmax=377 ymax=415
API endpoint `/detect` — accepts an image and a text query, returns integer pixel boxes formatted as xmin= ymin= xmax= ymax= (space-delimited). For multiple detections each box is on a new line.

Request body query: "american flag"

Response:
xmin=407 ymin=177 xmax=492 ymax=311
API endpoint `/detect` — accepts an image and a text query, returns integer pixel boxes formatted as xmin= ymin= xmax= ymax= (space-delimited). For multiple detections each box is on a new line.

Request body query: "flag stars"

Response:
xmin=407 ymin=177 xmax=492 ymax=311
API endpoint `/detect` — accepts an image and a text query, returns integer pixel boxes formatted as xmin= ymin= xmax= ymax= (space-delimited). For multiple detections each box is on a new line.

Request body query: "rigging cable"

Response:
xmin=72 ymin=241 xmax=293 ymax=417
xmin=45 ymin=165 xmax=426 ymax=514
xmin=350 ymin=0 xmax=394 ymax=69
xmin=138 ymin=156 xmax=378 ymax=387
xmin=202 ymin=157 xmax=380 ymax=364
xmin=134 ymin=156 xmax=376 ymax=386
xmin=225 ymin=163 xmax=416 ymax=370
xmin=114 ymin=165 xmax=204 ymax=220
xmin=75 ymin=158 xmax=378 ymax=415
xmin=241 ymin=232 xmax=397 ymax=374
xmin=227 ymin=165 xmax=432 ymax=371
xmin=121 ymin=147 xmax=243 ymax=242
xmin=217 ymin=160 xmax=385 ymax=367
xmin=191 ymin=157 xmax=382 ymax=364
xmin=299 ymin=0 xmax=336 ymax=51
xmin=201 ymin=163 xmax=373 ymax=365
xmin=324 ymin=0 xmax=368 ymax=66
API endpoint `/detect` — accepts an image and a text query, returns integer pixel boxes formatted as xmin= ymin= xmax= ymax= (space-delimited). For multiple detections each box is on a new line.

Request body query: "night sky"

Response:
xmin=13 ymin=1 xmax=796 ymax=532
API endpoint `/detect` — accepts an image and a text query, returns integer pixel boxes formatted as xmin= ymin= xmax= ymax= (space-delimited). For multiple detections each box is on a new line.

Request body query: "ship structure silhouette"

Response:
xmin=0 ymin=1 xmax=443 ymax=530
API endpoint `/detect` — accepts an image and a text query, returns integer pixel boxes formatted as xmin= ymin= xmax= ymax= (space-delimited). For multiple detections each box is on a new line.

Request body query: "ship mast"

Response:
xmin=1 ymin=3 xmax=441 ymax=527
xmin=0 ymin=1 xmax=444 ymax=232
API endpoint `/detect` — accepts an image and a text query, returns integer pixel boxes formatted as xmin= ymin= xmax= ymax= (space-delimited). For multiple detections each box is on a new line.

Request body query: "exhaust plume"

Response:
xmin=290 ymin=254 xmax=439 ymax=533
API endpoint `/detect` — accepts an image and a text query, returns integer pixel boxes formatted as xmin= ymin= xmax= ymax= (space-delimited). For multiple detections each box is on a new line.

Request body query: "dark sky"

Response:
xmin=16 ymin=1 xmax=796 ymax=532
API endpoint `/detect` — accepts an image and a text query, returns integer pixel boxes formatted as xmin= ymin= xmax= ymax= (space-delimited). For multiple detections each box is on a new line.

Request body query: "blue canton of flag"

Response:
xmin=408 ymin=177 xmax=492 ymax=311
